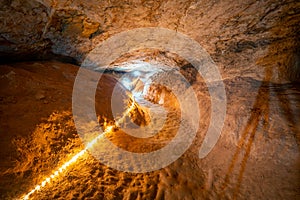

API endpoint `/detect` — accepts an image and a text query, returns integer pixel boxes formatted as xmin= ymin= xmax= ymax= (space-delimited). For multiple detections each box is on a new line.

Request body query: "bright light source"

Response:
xmin=120 ymin=77 xmax=133 ymax=91
xmin=21 ymin=100 xmax=136 ymax=200
xmin=132 ymin=71 xmax=141 ymax=76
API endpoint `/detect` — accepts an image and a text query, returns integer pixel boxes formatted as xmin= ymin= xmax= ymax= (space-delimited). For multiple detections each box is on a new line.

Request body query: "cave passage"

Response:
xmin=0 ymin=1 xmax=299 ymax=199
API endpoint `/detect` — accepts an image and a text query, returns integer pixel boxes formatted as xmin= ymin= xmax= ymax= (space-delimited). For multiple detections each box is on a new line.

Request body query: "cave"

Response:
xmin=0 ymin=0 xmax=299 ymax=199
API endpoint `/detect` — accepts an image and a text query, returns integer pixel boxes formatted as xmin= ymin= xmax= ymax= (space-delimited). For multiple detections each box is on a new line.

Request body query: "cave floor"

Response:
xmin=0 ymin=61 xmax=299 ymax=200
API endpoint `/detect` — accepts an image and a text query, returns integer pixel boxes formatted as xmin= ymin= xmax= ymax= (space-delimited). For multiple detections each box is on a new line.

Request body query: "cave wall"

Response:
xmin=0 ymin=0 xmax=299 ymax=82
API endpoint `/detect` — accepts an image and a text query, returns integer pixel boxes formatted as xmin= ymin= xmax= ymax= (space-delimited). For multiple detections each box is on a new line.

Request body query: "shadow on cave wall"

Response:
xmin=219 ymin=3 xmax=300 ymax=198
xmin=0 ymin=1 xmax=300 ymax=198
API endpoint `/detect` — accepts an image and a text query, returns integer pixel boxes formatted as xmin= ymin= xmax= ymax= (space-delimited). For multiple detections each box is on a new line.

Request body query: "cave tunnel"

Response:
xmin=0 ymin=0 xmax=299 ymax=199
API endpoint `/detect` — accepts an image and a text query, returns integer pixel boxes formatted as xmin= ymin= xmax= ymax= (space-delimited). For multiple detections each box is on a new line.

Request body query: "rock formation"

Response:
xmin=0 ymin=0 xmax=299 ymax=199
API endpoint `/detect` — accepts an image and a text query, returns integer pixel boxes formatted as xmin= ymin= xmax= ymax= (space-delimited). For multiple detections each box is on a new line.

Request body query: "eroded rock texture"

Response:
xmin=0 ymin=1 xmax=299 ymax=200
xmin=0 ymin=0 xmax=299 ymax=82
xmin=0 ymin=61 xmax=299 ymax=200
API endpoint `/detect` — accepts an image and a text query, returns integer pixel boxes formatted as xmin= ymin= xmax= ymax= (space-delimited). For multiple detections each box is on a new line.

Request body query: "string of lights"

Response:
xmin=22 ymin=100 xmax=136 ymax=200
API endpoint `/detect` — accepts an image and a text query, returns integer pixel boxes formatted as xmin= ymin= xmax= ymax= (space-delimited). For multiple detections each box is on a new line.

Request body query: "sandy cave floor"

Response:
xmin=0 ymin=61 xmax=299 ymax=200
